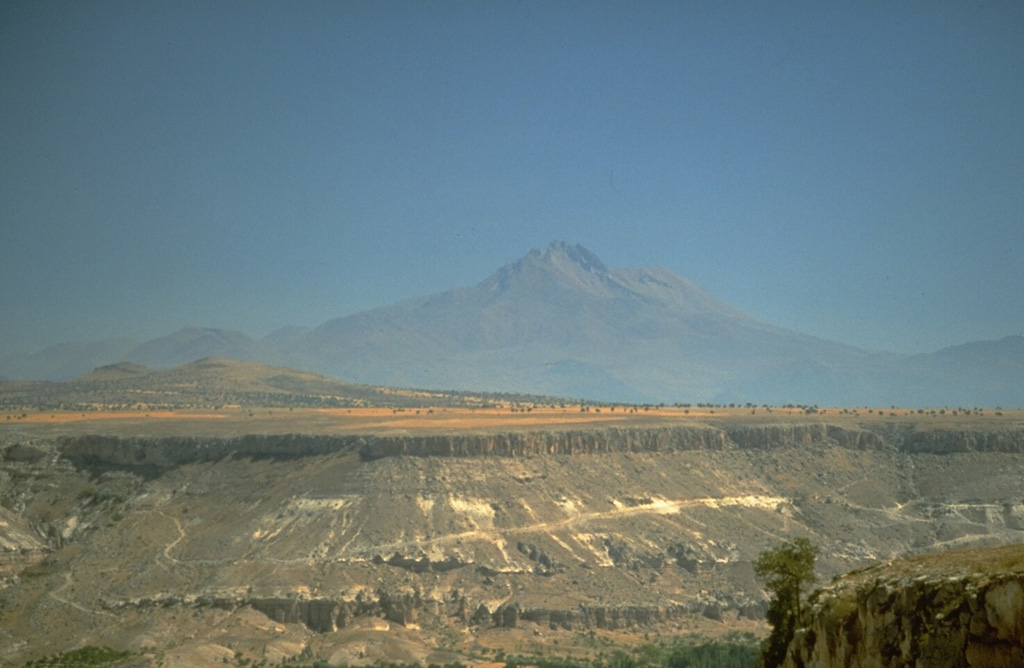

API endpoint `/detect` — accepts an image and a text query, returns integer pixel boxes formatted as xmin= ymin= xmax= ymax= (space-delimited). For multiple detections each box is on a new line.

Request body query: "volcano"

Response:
xmin=276 ymin=242 xmax=879 ymax=403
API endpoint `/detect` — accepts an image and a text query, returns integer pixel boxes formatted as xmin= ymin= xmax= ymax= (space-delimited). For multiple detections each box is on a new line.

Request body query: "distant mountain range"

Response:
xmin=3 ymin=241 xmax=1022 ymax=406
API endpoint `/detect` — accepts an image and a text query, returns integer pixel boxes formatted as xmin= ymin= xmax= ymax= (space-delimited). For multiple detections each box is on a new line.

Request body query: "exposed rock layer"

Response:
xmin=784 ymin=545 xmax=1024 ymax=668
xmin=55 ymin=423 xmax=1024 ymax=471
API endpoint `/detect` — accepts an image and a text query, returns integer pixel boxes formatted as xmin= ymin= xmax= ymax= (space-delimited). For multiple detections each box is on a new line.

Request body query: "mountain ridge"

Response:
xmin=2 ymin=242 xmax=1022 ymax=406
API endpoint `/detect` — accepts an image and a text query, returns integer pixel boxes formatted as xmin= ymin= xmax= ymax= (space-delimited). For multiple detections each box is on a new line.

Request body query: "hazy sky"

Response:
xmin=2 ymin=1 xmax=1022 ymax=356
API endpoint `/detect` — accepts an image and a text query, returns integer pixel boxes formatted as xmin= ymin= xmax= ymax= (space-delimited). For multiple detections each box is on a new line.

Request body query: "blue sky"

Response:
xmin=2 ymin=1 xmax=1022 ymax=356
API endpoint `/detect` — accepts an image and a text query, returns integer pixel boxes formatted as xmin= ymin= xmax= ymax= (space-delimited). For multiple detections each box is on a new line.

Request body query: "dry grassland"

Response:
xmin=4 ymin=404 xmax=1022 ymax=439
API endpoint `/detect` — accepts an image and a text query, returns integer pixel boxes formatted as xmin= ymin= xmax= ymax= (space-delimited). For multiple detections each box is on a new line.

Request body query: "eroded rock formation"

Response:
xmin=784 ymin=545 xmax=1024 ymax=668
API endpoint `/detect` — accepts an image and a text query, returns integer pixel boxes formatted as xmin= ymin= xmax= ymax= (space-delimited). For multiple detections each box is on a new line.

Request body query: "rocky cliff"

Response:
xmin=57 ymin=425 xmax=733 ymax=469
xmin=54 ymin=423 xmax=1024 ymax=472
xmin=783 ymin=544 xmax=1024 ymax=668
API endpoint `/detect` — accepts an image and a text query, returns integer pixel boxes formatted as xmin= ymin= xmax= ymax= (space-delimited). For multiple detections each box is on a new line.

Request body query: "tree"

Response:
xmin=753 ymin=538 xmax=818 ymax=668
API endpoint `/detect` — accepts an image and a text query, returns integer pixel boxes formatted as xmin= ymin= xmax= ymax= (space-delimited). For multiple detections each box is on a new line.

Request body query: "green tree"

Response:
xmin=753 ymin=538 xmax=818 ymax=668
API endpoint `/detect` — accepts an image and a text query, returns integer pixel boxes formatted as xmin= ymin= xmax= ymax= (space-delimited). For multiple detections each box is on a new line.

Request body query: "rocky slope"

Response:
xmin=783 ymin=544 xmax=1024 ymax=668
xmin=2 ymin=419 xmax=1024 ymax=665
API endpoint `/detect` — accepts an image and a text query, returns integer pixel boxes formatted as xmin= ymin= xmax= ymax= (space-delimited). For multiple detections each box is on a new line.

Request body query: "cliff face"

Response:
xmin=358 ymin=426 xmax=731 ymax=459
xmin=57 ymin=433 xmax=362 ymax=469
xmin=55 ymin=426 xmax=735 ymax=469
xmin=784 ymin=545 xmax=1024 ymax=668
xmin=102 ymin=589 xmax=755 ymax=635
xmin=901 ymin=429 xmax=1024 ymax=454
xmin=55 ymin=423 xmax=1024 ymax=471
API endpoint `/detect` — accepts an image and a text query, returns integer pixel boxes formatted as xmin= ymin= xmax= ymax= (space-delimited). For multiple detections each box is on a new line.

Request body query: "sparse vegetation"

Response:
xmin=754 ymin=539 xmax=818 ymax=668
xmin=273 ymin=638 xmax=758 ymax=668
xmin=22 ymin=646 xmax=134 ymax=667
xmin=501 ymin=635 xmax=759 ymax=668
xmin=279 ymin=663 xmax=466 ymax=668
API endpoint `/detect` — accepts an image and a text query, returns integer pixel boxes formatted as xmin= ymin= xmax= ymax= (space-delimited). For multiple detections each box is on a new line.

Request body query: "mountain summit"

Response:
xmin=481 ymin=241 xmax=748 ymax=317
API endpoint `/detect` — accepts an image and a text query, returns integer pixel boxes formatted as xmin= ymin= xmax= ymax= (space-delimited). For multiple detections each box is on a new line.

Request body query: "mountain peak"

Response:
xmin=480 ymin=242 xmax=747 ymax=314
xmin=532 ymin=241 xmax=609 ymax=274
xmin=483 ymin=241 xmax=616 ymax=296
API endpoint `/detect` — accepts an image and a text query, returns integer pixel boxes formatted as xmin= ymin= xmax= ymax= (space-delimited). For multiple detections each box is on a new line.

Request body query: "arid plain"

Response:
xmin=8 ymin=402 xmax=1021 ymax=436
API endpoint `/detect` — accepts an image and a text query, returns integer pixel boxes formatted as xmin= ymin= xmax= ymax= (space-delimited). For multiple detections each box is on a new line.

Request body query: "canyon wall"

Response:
xmin=54 ymin=423 xmax=1024 ymax=470
xmin=4 ymin=419 xmax=1024 ymax=665
xmin=100 ymin=589 xmax=758 ymax=634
